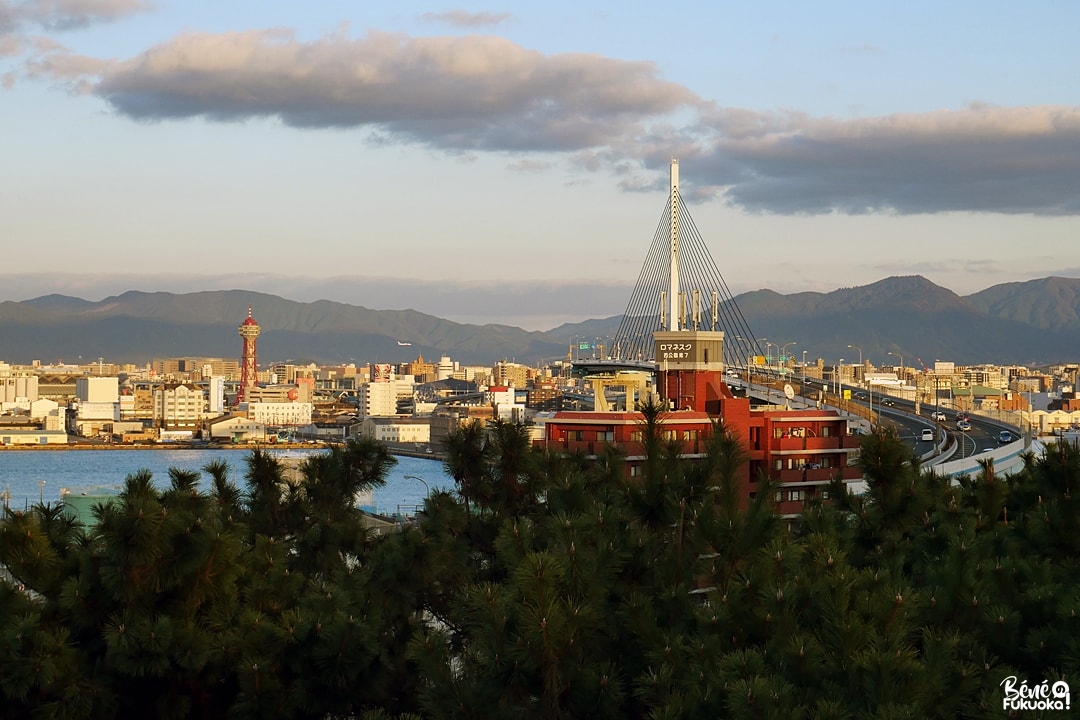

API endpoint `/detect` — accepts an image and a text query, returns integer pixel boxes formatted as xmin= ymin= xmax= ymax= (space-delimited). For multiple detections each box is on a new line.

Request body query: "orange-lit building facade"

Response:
xmin=539 ymin=330 xmax=863 ymax=515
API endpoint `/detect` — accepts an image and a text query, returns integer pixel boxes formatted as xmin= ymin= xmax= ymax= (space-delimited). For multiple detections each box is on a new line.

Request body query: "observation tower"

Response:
xmin=237 ymin=306 xmax=261 ymax=403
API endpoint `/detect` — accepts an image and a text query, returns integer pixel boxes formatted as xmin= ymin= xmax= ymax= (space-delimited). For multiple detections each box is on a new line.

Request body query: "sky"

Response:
xmin=2 ymin=0 xmax=1079 ymax=330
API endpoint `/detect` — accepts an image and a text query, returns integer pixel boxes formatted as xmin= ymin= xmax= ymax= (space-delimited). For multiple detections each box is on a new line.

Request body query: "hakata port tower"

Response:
xmin=539 ymin=159 xmax=863 ymax=514
xmin=237 ymin=306 xmax=261 ymax=404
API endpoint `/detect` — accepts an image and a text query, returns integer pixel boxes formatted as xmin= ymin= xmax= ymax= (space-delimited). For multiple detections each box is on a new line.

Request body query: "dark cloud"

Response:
xmin=679 ymin=104 xmax=1080 ymax=215
xmin=420 ymin=11 xmax=513 ymax=28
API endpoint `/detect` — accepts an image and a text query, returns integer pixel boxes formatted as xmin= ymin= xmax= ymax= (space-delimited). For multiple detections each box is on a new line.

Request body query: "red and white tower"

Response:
xmin=237 ymin=306 xmax=261 ymax=403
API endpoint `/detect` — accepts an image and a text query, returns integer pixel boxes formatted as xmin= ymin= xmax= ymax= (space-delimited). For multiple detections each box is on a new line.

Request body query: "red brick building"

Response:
xmin=539 ymin=330 xmax=862 ymax=515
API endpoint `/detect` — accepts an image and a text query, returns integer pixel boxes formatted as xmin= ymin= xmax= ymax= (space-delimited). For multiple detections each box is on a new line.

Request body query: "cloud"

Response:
xmin=675 ymin=104 xmax=1080 ymax=215
xmin=0 ymin=0 xmax=151 ymax=32
xmin=420 ymin=10 xmax=513 ymax=28
xmin=87 ymin=29 xmax=701 ymax=154
xmin=13 ymin=20 xmax=1080 ymax=217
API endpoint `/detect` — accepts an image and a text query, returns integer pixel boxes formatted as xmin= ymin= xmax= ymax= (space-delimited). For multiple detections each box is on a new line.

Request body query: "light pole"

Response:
xmin=836 ymin=358 xmax=844 ymax=396
xmin=38 ymin=480 xmax=45 ymax=504
xmin=404 ymin=474 xmax=430 ymax=497
xmin=847 ymin=344 xmax=863 ymax=386
xmin=887 ymin=351 xmax=903 ymax=382
xmin=801 ymin=350 xmax=808 ymax=382
xmin=781 ymin=341 xmax=797 ymax=378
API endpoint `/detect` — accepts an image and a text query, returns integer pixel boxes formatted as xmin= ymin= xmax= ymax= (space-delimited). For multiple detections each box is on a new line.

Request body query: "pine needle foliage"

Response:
xmin=3 ymin=429 xmax=1080 ymax=718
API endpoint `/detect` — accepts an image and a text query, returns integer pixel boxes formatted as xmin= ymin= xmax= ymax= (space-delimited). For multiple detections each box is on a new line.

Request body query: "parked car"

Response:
xmin=931 ymin=411 xmax=947 ymax=422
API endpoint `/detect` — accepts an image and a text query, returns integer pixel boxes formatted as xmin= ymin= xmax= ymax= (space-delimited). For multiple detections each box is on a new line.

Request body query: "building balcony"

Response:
xmin=775 ymin=467 xmax=838 ymax=484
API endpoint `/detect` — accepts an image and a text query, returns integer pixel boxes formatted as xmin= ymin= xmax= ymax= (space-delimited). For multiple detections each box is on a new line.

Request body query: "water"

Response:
xmin=0 ymin=448 xmax=455 ymax=517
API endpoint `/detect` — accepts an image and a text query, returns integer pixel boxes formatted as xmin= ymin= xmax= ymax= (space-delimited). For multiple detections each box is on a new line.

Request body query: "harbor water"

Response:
xmin=0 ymin=448 xmax=454 ymax=518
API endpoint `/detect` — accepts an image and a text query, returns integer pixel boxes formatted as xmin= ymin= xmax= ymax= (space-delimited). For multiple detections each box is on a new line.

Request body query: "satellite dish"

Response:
xmin=784 ymin=384 xmax=795 ymax=400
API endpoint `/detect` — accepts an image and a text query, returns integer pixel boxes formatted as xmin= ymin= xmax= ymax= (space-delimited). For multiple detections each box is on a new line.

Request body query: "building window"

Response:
xmin=574 ymin=430 xmax=584 ymax=441
xmin=630 ymin=465 xmax=642 ymax=477
xmin=773 ymin=490 xmax=783 ymax=502
xmin=773 ymin=427 xmax=785 ymax=439
xmin=631 ymin=431 xmax=643 ymax=442
xmin=774 ymin=459 xmax=783 ymax=471
xmin=604 ymin=431 xmax=614 ymax=442
xmin=821 ymin=426 xmax=831 ymax=437
xmin=789 ymin=489 xmax=805 ymax=502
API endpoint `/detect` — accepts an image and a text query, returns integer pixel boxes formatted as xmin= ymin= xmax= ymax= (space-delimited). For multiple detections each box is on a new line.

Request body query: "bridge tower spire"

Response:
xmin=668 ymin=158 xmax=680 ymax=331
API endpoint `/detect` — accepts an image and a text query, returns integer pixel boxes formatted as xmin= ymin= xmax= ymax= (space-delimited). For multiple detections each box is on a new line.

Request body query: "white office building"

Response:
xmin=357 ymin=381 xmax=398 ymax=418
xmin=246 ymin=402 xmax=314 ymax=427
xmin=153 ymin=384 xmax=207 ymax=430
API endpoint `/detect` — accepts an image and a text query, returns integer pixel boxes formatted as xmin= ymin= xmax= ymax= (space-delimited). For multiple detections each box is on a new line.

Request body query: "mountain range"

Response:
xmin=1 ymin=275 xmax=1078 ymax=369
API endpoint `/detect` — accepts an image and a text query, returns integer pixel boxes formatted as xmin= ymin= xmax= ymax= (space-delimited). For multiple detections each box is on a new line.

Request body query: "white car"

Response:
xmin=931 ymin=411 xmax=946 ymax=422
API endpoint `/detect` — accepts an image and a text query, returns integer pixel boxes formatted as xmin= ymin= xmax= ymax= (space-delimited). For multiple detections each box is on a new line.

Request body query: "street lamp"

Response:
xmin=847 ymin=344 xmax=863 ymax=386
xmin=887 ymin=351 xmax=903 ymax=381
xmin=836 ymin=358 xmax=844 ymax=395
xmin=781 ymin=341 xmax=797 ymax=377
xmin=801 ymin=350 xmax=808 ymax=382
xmin=38 ymin=480 xmax=46 ymax=504
xmin=403 ymin=474 xmax=430 ymax=497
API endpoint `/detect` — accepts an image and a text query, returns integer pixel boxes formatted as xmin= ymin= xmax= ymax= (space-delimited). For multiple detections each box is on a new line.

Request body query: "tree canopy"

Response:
xmin=1 ymin=427 xmax=1078 ymax=719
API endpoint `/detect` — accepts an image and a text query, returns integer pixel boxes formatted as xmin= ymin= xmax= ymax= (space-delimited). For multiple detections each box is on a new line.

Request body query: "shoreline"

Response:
xmin=0 ymin=442 xmax=326 ymax=452
xmin=0 ymin=442 xmax=447 ymax=461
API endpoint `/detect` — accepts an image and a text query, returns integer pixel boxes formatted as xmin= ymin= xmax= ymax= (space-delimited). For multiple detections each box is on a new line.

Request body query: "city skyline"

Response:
xmin=3 ymin=1 xmax=1079 ymax=329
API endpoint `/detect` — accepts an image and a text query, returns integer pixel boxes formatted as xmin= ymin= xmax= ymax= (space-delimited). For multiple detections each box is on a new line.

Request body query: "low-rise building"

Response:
xmin=208 ymin=415 xmax=268 ymax=444
xmin=358 ymin=417 xmax=431 ymax=444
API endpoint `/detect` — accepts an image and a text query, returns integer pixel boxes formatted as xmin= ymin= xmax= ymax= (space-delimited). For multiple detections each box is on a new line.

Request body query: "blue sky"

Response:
xmin=2 ymin=1 xmax=1079 ymax=329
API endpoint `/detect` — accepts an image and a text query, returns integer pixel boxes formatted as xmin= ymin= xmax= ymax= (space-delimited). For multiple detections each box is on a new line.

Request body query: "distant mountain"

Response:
xmin=965 ymin=277 xmax=1080 ymax=333
xmin=728 ymin=276 xmax=1078 ymax=367
xmin=1 ymin=277 xmax=1078 ymax=367
xmin=0 ymin=291 xmax=566 ymax=366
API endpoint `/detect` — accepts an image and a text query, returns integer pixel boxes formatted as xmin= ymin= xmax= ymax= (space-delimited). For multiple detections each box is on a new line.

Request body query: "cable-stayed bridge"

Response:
xmin=591 ymin=159 xmax=762 ymax=372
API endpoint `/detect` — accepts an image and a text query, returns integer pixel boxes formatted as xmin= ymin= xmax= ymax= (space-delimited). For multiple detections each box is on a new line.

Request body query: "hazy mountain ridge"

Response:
xmin=544 ymin=275 xmax=1080 ymax=366
xmin=2 ymin=276 xmax=1079 ymax=366
xmin=965 ymin=277 xmax=1080 ymax=332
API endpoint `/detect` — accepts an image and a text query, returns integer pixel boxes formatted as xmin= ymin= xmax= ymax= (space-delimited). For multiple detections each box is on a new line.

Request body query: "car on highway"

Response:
xmin=921 ymin=428 xmax=935 ymax=442
xmin=882 ymin=399 xmax=896 ymax=407
xmin=931 ymin=411 xmax=947 ymax=422
xmin=957 ymin=420 xmax=972 ymax=432
xmin=998 ymin=430 xmax=1013 ymax=444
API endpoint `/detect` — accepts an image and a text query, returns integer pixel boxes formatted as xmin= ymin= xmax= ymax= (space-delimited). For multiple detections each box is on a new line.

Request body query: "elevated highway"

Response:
xmin=732 ymin=373 xmax=1028 ymax=479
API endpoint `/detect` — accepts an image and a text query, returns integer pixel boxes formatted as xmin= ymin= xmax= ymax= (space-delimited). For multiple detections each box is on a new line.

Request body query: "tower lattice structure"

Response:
xmin=237 ymin=306 xmax=261 ymax=404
